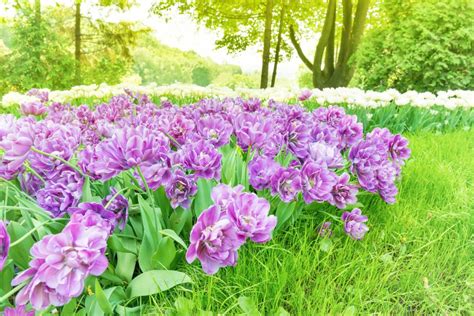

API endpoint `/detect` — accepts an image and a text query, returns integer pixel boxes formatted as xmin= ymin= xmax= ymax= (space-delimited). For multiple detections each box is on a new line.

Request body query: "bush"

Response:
xmin=353 ymin=0 xmax=474 ymax=92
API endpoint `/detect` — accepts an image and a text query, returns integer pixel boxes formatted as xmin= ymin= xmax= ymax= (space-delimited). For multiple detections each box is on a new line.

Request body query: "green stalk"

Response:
xmin=9 ymin=219 xmax=57 ymax=248
xmin=0 ymin=282 xmax=26 ymax=303
xmin=30 ymin=146 xmax=85 ymax=177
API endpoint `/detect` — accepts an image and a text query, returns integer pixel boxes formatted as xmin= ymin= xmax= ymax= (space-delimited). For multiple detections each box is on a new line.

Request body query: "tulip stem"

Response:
xmin=24 ymin=164 xmax=46 ymax=183
xmin=0 ymin=282 xmax=26 ymax=303
xmin=9 ymin=220 xmax=55 ymax=248
xmin=135 ymin=166 xmax=155 ymax=207
xmin=162 ymin=131 xmax=181 ymax=149
xmin=319 ymin=210 xmax=342 ymax=222
xmin=30 ymin=146 xmax=86 ymax=177
xmin=104 ymin=187 xmax=130 ymax=210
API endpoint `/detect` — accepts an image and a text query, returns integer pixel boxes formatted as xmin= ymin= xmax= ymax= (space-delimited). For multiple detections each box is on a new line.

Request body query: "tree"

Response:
xmin=353 ymin=0 xmax=474 ymax=92
xmin=271 ymin=0 xmax=286 ymax=87
xmin=75 ymin=0 xmax=81 ymax=84
xmin=289 ymin=0 xmax=371 ymax=88
xmin=192 ymin=66 xmax=212 ymax=86
xmin=153 ymin=0 xmax=295 ymax=88
xmin=260 ymin=0 xmax=273 ymax=88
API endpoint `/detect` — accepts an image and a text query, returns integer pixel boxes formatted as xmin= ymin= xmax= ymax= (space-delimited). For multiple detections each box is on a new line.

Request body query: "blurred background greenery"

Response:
xmin=0 ymin=0 xmax=472 ymax=97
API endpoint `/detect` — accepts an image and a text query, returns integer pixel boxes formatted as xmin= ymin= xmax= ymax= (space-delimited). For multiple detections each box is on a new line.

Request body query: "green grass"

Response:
xmin=147 ymin=130 xmax=474 ymax=315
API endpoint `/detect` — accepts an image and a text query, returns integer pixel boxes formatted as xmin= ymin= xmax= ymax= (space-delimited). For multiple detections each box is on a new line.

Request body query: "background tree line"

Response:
xmin=0 ymin=0 xmax=472 ymax=96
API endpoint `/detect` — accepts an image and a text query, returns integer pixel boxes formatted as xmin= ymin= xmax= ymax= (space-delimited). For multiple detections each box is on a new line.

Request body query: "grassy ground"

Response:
xmin=147 ymin=130 xmax=474 ymax=315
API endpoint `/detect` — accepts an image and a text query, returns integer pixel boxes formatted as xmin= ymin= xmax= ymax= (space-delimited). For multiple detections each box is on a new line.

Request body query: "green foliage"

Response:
xmin=0 ymin=7 xmax=75 ymax=95
xmin=353 ymin=0 xmax=474 ymax=92
xmin=162 ymin=130 xmax=474 ymax=313
xmin=192 ymin=66 xmax=212 ymax=86
xmin=132 ymin=34 xmax=242 ymax=86
xmin=0 ymin=3 xmax=145 ymax=95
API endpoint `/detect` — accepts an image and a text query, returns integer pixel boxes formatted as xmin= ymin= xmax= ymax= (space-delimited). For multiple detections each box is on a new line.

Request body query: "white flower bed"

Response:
xmin=2 ymin=83 xmax=473 ymax=109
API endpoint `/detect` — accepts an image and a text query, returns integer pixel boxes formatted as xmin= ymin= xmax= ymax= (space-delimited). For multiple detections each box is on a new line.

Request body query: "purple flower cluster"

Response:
xmin=186 ymin=184 xmax=276 ymax=274
xmin=0 ymin=93 xmax=410 ymax=308
xmin=13 ymin=203 xmax=113 ymax=310
xmin=341 ymin=208 xmax=369 ymax=240
xmin=1 ymin=94 xmax=408 ymax=216
xmin=349 ymin=128 xmax=410 ymax=203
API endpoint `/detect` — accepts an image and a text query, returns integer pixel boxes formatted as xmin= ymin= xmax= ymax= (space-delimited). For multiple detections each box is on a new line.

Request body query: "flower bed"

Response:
xmin=0 ymin=93 xmax=411 ymax=313
xmin=2 ymin=83 xmax=473 ymax=109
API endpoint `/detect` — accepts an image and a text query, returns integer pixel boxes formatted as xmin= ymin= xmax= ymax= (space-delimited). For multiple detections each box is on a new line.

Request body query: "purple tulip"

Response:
xmin=186 ymin=205 xmax=244 ymax=275
xmin=20 ymin=101 xmax=47 ymax=116
xmin=337 ymin=115 xmax=363 ymax=149
xmin=300 ymin=162 xmax=338 ymax=204
xmin=47 ymin=165 xmax=84 ymax=200
xmin=234 ymin=112 xmax=272 ymax=152
xmin=182 ymin=140 xmax=222 ymax=180
xmin=328 ymin=173 xmax=358 ymax=209
xmin=167 ymin=113 xmax=196 ymax=146
xmin=165 ymin=169 xmax=198 ymax=209
xmin=287 ymin=121 xmax=312 ymax=159
xmin=270 ymin=167 xmax=302 ymax=202
xmin=195 ymin=116 xmax=233 ymax=148
xmin=36 ymin=182 xmax=78 ymax=218
xmin=12 ymin=222 xmax=109 ymax=310
xmin=298 ymin=89 xmax=312 ymax=101
xmin=248 ymin=156 xmax=280 ymax=190
xmin=3 ymin=305 xmax=35 ymax=316
xmin=68 ymin=202 xmax=117 ymax=233
xmin=341 ymin=208 xmax=369 ymax=240
xmin=84 ymin=126 xmax=170 ymax=180
xmin=307 ymin=142 xmax=344 ymax=169
xmin=227 ymin=192 xmax=277 ymax=243
xmin=210 ymin=183 xmax=244 ymax=211
xmin=102 ymin=188 xmax=129 ymax=230
xmin=317 ymin=221 xmax=333 ymax=237
xmin=139 ymin=154 xmax=172 ymax=190
xmin=389 ymin=134 xmax=411 ymax=165
xmin=0 ymin=132 xmax=33 ymax=173
xmin=27 ymin=88 xmax=49 ymax=102
xmin=0 ymin=220 xmax=10 ymax=271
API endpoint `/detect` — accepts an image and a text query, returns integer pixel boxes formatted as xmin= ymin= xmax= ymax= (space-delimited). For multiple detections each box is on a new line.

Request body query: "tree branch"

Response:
xmin=313 ymin=0 xmax=337 ymax=86
xmin=289 ymin=25 xmax=313 ymax=71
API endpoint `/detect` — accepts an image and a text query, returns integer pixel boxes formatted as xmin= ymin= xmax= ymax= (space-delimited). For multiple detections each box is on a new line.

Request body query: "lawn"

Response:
xmin=148 ymin=130 xmax=474 ymax=315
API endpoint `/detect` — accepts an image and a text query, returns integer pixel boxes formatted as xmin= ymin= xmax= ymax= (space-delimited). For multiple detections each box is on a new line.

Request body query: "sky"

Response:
xmin=0 ymin=0 xmax=310 ymax=81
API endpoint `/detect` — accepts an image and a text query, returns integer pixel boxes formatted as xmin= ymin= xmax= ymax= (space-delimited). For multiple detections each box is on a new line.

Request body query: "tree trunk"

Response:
xmin=260 ymin=0 xmax=274 ymax=89
xmin=75 ymin=1 xmax=82 ymax=85
xmin=271 ymin=0 xmax=286 ymax=87
xmin=289 ymin=0 xmax=370 ymax=88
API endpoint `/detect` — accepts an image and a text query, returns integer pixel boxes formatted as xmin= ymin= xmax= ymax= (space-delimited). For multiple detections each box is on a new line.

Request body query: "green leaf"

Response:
xmin=95 ymin=279 xmax=113 ymax=315
xmin=61 ymin=298 xmax=77 ymax=315
xmin=85 ymin=286 xmax=127 ymax=316
xmin=7 ymin=222 xmax=35 ymax=269
xmin=138 ymin=195 xmax=163 ymax=271
xmin=160 ymin=229 xmax=188 ymax=249
xmin=151 ymin=237 xmax=176 ymax=269
xmin=126 ymin=270 xmax=192 ymax=299
xmin=192 ymin=178 xmax=216 ymax=217
xmin=174 ymin=296 xmax=195 ymax=315
xmin=115 ymin=252 xmax=137 ymax=282
xmin=238 ymin=296 xmax=261 ymax=315
xmin=274 ymin=200 xmax=296 ymax=231
xmin=169 ymin=207 xmax=192 ymax=235
xmin=275 ymin=306 xmax=291 ymax=316
xmin=108 ymin=235 xmax=137 ymax=254
xmin=0 ymin=261 xmax=14 ymax=295
xmin=81 ymin=177 xmax=93 ymax=202
xmin=320 ymin=238 xmax=333 ymax=253
xmin=115 ymin=305 xmax=142 ymax=316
